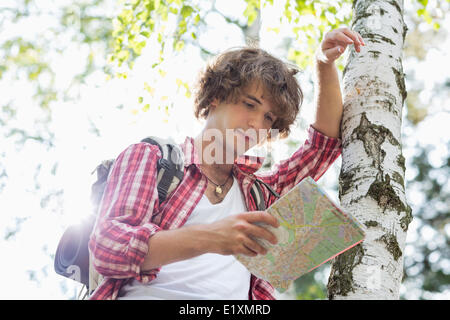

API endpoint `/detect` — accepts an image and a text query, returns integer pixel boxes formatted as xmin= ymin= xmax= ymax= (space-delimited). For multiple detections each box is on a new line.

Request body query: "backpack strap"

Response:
xmin=84 ymin=137 xmax=184 ymax=297
xmin=250 ymin=178 xmax=280 ymax=211
xmin=90 ymin=137 xmax=184 ymax=212
xmin=140 ymin=136 xmax=184 ymax=203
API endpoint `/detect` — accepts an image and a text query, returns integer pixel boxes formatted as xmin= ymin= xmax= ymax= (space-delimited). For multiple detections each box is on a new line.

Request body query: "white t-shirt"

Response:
xmin=117 ymin=176 xmax=252 ymax=300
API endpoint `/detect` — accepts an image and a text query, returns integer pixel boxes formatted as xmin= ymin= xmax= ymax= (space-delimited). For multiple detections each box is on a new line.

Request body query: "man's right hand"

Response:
xmin=205 ymin=211 xmax=280 ymax=257
xmin=142 ymin=211 xmax=280 ymax=271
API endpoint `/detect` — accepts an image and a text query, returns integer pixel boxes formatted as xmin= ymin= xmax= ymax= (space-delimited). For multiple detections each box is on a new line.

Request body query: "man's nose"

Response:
xmin=248 ymin=113 xmax=266 ymax=131
xmin=248 ymin=117 xmax=267 ymax=142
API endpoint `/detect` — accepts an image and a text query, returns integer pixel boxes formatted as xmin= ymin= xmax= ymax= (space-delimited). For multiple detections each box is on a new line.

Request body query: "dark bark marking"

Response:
xmin=392 ymin=66 xmax=407 ymax=104
xmin=361 ymin=32 xmax=396 ymax=45
xmin=327 ymin=244 xmax=365 ymax=299
xmin=377 ymin=233 xmax=402 ymax=261
xmin=364 ymin=220 xmax=379 ymax=228
xmin=368 ymin=50 xmax=381 ymax=59
xmin=386 ymin=0 xmax=402 ymax=15
xmin=397 ymin=154 xmax=406 ymax=172
xmin=352 ymin=112 xmax=399 ymax=169
xmin=350 ymin=113 xmax=412 ymax=231
xmin=392 ymin=171 xmax=404 ymax=188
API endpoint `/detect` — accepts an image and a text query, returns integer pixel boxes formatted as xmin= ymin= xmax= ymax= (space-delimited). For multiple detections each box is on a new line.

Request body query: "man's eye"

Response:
xmin=265 ymin=115 xmax=274 ymax=122
xmin=244 ymin=102 xmax=254 ymax=108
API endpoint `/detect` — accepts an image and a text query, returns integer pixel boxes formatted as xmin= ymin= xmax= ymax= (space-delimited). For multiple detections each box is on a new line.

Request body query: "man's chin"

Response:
xmin=222 ymin=143 xmax=247 ymax=164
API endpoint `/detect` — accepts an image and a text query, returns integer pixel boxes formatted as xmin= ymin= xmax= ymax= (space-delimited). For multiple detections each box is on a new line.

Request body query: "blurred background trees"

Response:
xmin=0 ymin=0 xmax=448 ymax=299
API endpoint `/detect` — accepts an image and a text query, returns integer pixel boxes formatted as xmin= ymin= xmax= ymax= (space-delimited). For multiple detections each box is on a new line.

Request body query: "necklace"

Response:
xmin=200 ymin=166 xmax=233 ymax=196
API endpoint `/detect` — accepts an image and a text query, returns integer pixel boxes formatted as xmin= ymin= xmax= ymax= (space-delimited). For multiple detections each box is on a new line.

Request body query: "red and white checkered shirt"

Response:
xmin=88 ymin=125 xmax=342 ymax=300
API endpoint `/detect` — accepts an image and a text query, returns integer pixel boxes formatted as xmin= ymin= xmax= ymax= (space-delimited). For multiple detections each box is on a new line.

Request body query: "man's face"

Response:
xmin=204 ymin=81 xmax=278 ymax=162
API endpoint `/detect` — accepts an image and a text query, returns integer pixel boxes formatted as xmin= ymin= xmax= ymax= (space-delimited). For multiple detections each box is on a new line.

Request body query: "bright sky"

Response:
xmin=0 ymin=0 xmax=449 ymax=300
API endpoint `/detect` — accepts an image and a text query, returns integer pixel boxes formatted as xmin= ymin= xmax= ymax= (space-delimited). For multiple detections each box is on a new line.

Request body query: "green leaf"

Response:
xmin=243 ymin=2 xmax=259 ymax=25
xmin=174 ymin=40 xmax=184 ymax=51
xmin=194 ymin=13 xmax=200 ymax=25
xmin=180 ymin=5 xmax=194 ymax=19
xmin=284 ymin=1 xmax=292 ymax=23
xmin=132 ymin=0 xmax=142 ymax=11
xmin=117 ymin=49 xmax=130 ymax=62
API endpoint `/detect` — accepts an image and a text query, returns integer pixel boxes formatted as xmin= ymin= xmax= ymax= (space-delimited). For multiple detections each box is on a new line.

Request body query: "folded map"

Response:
xmin=235 ymin=176 xmax=366 ymax=293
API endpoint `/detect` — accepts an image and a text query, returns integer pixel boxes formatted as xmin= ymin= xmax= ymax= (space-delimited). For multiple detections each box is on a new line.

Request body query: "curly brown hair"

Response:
xmin=193 ymin=47 xmax=303 ymax=140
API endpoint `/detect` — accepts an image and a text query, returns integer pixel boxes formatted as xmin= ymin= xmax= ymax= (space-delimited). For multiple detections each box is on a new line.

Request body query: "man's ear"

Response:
xmin=208 ymin=98 xmax=219 ymax=113
xmin=211 ymin=98 xmax=219 ymax=108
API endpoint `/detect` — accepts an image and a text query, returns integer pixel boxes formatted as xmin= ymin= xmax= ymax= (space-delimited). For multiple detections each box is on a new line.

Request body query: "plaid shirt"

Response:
xmin=88 ymin=125 xmax=342 ymax=300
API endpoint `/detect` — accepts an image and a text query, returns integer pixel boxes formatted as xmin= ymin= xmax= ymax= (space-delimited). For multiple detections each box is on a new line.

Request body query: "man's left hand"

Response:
xmin=316 ymin=27 xmax=365 ymax=65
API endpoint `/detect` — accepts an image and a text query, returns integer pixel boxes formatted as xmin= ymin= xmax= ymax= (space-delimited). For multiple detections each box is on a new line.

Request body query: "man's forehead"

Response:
xmin=245 ymin=81 xmax=266 ymax=98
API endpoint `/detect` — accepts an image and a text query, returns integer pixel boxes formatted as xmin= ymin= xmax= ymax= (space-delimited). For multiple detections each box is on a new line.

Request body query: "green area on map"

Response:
xmin=235 ymin=176 xmax=366 ymax=293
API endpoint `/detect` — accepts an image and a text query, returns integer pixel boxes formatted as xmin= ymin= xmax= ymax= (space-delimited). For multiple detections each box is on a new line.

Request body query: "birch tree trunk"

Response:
xmin=245 ymin=10 xmax=261 ymax=46
xmin=327 ymin=0 xmax=412 ymax=300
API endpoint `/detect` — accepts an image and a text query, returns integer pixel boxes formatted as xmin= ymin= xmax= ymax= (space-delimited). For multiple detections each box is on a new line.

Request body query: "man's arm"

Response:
xmin=141 ymin=224 xmax=211 ymax=270
xmin=313 ymin=61 xmax=343 ymax=138
xmin=141 ymin=211 xmax=279 ymax=271
xmin=312 ymin=27 xmax=365 ymax=139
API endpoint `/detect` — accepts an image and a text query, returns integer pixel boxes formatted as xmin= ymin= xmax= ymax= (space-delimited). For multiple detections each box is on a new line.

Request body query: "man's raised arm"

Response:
xmin=312 ymin=27 xmax=365 ymax=139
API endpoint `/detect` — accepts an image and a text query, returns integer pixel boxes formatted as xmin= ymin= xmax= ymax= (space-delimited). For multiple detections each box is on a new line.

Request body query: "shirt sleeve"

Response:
xmin=88 ymin=142 xmax=163 ymax=283
xmin=249 ymin=275 xmax=276 ymax=300
xmin=257 ymin=124 xmax=342 ymax=197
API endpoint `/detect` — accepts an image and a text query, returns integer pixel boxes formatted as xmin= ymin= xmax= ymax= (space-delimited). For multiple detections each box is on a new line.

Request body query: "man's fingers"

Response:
xmin=243 ymin=238 xmax=267 ymax=256
xmin=340 ymin=27 xmax=361 ymax=43
xmin=333 ymin=31 xmax=354 ymax=45
xmin=236 ymin=212 xmax=279 ymax=245
xmin=357 ymin=32 xmax=365 ymax=46
xmin=323 ymin=46 xmax=344 ymax=60
xmin=246 ymin=222 xmax=278 ymax=245
xmin=339 ymin=28 xmax=364 ymax=52
xmin=330 ymin=31 xmax=360 ymax=53
xmin=244 ymin=211 xmax=280 ymax=228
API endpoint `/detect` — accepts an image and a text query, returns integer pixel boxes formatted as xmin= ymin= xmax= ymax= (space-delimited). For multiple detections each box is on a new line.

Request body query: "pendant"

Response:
xmin=215 ymin=185 xmax=223 ymax=195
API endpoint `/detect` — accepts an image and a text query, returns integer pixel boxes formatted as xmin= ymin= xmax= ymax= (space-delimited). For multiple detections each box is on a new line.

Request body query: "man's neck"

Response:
xmin=200 ymin=163 xmax=233 ymax=180
xmin=193 ymin=133 xmax=235 ymax=179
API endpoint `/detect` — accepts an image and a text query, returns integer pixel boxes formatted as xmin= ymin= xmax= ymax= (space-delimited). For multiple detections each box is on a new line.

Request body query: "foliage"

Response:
xmin=1 ymin=0 xmax=449 ymax=299
xmin=294 ymin=270 xmax=327 ymax=300
xmin=0 ymin=0 xmax=115 ymax=298
xmin=414 ymin=0 xmax=450 ymax=30
xmin=401 ymin=142 xmax=450 ymax=298
xmin=109 ymin=0 xmax=261 ymax=71
xmin=0 ymin=0 xmax=114 ymax=145
xmin=110 ymin=0 xmax=353 ymax=74
xmin=276 ymin=0 xmax=353 ymax=70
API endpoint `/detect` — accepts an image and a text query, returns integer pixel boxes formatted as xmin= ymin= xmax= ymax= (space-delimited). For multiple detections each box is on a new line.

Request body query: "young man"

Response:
xmin=88 ymin=27 xmax=365 ymax=300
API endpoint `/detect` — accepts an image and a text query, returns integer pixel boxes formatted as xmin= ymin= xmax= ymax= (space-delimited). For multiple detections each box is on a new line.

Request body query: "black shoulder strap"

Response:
xmin=250 ymin=178 xmax=280 ymax=211
xmin=141 ymin=136 xmax=184 ymax=204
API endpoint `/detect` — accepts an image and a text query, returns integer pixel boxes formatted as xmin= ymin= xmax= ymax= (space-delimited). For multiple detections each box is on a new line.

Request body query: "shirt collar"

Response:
xmin=180 ymin=136 xmax=265 ymax=175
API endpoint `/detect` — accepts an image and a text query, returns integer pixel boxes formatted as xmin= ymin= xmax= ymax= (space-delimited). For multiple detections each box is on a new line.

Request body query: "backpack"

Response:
xmin=54 ymin=136 xmax=279 ymax=299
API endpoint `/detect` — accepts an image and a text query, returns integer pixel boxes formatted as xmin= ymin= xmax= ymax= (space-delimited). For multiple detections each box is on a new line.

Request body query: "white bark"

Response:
xmin=245 ymin=10 xmax=261 ymax=46
xmin=327 ymin=0 xmax=412 ymax=300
